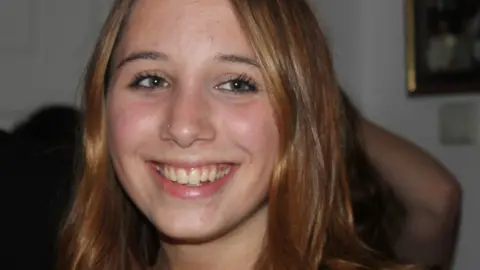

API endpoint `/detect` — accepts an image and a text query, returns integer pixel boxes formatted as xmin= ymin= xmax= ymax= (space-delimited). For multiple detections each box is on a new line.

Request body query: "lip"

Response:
xmin=147 ymin=161 xmax=239 ymax=199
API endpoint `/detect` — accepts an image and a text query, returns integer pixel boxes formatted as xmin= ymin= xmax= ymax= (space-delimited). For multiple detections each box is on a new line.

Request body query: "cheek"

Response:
xmin=223 ymin=104 xmax=279 ymax=158
xmin=106 ymin=95 xmax=159 ymax=155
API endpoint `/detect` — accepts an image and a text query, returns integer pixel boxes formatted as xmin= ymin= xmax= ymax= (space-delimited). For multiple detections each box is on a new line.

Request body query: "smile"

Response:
xmin=154 ymin=163 xmax=233 ymax=186
xmin=149 ymin=161 xmax=238 ymax=199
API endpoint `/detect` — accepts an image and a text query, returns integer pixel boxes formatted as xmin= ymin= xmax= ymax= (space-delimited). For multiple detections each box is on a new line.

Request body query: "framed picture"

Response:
xmin=405 ymin=0 xmax=480 ymax=95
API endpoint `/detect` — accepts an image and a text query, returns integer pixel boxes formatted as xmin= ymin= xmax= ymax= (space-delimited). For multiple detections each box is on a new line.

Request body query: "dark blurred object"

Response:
xmin=0 ymin=105 xmax=80 ymax=269
xmin=12 ymin=105 xmax=80 ymax=147
xmin=0 ymin=129 xmax=8 ymax=139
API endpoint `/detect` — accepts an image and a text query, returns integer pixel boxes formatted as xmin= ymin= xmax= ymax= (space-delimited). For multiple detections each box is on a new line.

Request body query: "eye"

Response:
xmin=215 ymin=74 xmax=258 ymax=93
xmin=129 ymin=73 xmax=170 ymax=89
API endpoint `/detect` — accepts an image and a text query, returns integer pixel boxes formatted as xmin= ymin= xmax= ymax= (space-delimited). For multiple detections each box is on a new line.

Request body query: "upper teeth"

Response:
xmin=156 ymin=165 xmax=231 ymax=186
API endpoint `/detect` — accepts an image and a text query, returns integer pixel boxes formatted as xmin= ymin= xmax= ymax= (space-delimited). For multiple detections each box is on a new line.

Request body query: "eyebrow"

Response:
xmin=115 ymin=51 xmax=260 ymax=69
xmin=116 ymin=51 xmax=169 ymax=69
xmin=214 ymin=53 xmax=260 ymax=68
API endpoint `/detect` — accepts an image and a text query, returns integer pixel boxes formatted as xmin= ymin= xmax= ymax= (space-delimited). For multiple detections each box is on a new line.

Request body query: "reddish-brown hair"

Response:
xmin=59 ymin=0 xmax=418 ymax=269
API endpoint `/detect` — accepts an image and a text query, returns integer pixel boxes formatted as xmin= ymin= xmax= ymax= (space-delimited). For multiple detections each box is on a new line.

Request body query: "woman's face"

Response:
xmin=107 ymin=0 xmax=279 ymax=242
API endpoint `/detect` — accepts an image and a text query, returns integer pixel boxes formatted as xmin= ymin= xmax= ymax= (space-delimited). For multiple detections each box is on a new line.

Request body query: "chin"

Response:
xmin=158 ymin=223 xmax=231 ymax=245
xmin=153 ymin=201 xmax=268 ymax=246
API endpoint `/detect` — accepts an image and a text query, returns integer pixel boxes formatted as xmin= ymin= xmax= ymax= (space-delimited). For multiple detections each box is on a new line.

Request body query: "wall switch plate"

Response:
xmin=439 ymin=102 xmax=478 ymax=145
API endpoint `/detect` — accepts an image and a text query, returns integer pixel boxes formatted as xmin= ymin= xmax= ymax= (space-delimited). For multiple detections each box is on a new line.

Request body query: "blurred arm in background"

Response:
xmin=359 ymin=118 xmax=461 ymax=269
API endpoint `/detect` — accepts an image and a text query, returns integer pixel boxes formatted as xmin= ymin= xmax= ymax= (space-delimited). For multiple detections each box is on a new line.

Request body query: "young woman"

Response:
xmin=59 ymin=0 xmax=420 ymax=269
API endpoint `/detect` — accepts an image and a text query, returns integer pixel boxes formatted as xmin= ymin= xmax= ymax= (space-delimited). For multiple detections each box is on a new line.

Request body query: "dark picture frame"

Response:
xmin=405 ymin=0 xmax=480 ymax=95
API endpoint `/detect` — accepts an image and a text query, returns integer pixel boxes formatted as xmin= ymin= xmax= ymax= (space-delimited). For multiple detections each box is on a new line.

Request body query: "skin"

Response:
xmin=106 ymin=0 xmax=278 ymax=269
xmin=359 ymin=118 xmax=461 ymax=269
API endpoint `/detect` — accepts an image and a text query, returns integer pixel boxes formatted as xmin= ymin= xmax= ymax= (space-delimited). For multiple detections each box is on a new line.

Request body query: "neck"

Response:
xmin=158 ymin=206 xmax=268 ymax=270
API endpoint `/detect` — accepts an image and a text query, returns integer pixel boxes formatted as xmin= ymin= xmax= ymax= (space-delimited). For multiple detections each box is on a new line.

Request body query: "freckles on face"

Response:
xmin=119 ymin=0 xmax=253 ymax=69
xmin=105 ymin=0 xmax=280 ymax=241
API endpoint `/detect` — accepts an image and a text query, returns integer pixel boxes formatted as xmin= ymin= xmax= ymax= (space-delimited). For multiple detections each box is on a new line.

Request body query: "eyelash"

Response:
xmin=215 ymin=74 xmax=259 ymax=94
xmin=129 ymin=71 xmax=169 ymax=89
xmin=127 ymin=72 xmax=259 ymax=94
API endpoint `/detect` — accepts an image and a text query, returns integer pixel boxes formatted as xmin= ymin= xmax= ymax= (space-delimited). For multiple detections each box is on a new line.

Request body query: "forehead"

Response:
xmin=117 ymin=0 xmax=252 ymax=58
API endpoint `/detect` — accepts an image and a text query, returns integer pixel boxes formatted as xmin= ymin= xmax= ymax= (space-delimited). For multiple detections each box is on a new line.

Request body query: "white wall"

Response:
xmin=313 ymin=1 xmax=480 ymax=269
xmin=0 ymin=0 xmax=113 ymax=130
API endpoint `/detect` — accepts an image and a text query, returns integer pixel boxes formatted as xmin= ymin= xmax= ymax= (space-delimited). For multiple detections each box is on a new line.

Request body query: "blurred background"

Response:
xmin=0 ymin=0 xmax=478 ymax=269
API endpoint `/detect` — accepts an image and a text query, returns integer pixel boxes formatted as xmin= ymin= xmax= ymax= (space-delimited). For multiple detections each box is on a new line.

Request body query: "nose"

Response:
xmin=160 ymin=87 xmax=215 ymax=148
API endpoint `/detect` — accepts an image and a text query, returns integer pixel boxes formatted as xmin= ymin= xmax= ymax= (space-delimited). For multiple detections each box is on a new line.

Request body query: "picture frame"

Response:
xmin=405 ymin=0 xmax=480 ymax=95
